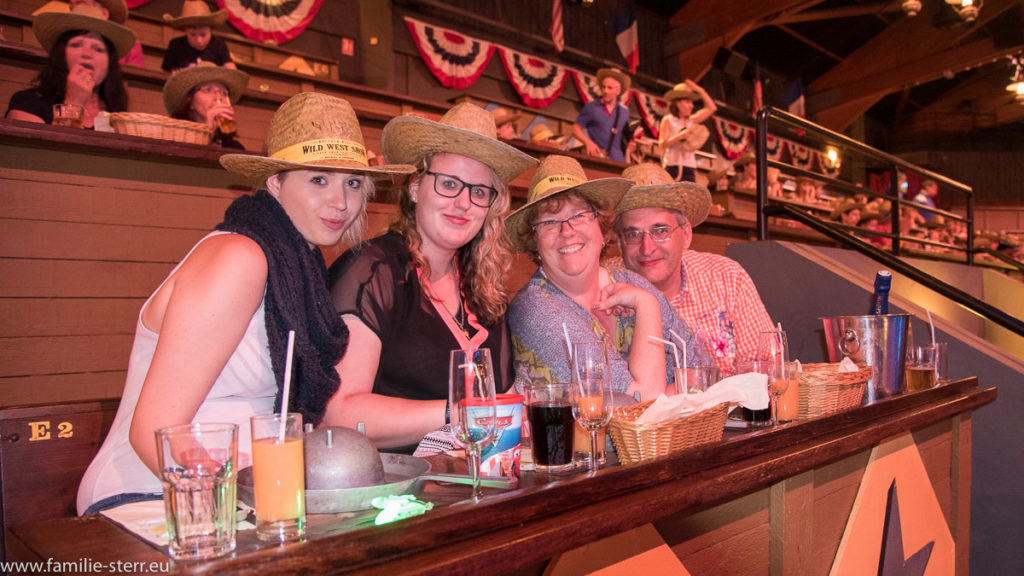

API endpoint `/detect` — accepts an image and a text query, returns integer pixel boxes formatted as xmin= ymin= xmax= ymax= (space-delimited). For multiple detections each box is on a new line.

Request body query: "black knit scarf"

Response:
xmin=216 ymin=189 xmax=348 ymax=425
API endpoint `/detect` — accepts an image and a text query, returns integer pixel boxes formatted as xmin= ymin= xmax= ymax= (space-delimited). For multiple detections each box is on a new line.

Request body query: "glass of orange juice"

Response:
xmin=250 ymin=413 xmax=305 ymax=542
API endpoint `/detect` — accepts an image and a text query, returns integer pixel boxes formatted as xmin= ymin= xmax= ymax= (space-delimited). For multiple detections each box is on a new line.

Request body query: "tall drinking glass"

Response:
xmin=250 ymin=413 xmax=305 ymax=541
xmin=756 ymin=330 xmax=789 ymax=427
xmin=449 ymin=348 xmax=498 ymax=502
xmin=570 ymin=342 xmax=612 ymax=473
xmin=155 ymin=423 xmax=238 ymax=561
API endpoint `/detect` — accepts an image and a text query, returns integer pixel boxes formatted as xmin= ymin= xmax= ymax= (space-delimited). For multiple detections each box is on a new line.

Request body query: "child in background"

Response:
xmin=161 ymin=0 xmax=236 ymax=72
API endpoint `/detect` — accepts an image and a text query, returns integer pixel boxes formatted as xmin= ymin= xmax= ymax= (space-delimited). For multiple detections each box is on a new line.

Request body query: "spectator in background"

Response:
xmin=5 ymin=4 xmax=134 ymax=126
xmin=623 ymin=119 xmax=654 ymax=165
xmin=529 ymin=123 xmax=567 ymax=149
xmin=659 ymin=79 xmax=716 ymax=182
xmin=831 ymin=198 xmax=864 ymax=227
xmin=490 ymin=107 xmax=521 ymax=140
xmin=913 ymin=179 xmax=940 ymax=222
xmin=161 ymin=0 xmax=237 ymax=71
xmin=573 ymin=67 xmax=630 ymax=162
xmin=69 ymin=0 xmax=145 ymax=67
xmin=795 ymin=176 xmax=819 ymax=204
xmin=163 ymin=62 xmax=249 ymax=149
xmin=731 ymin=152 xmax=757 ymax=192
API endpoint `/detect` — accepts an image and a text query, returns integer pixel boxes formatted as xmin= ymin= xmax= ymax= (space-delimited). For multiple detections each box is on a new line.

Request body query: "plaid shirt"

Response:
xmin=606 ymin=251 xmax=774 ymax=374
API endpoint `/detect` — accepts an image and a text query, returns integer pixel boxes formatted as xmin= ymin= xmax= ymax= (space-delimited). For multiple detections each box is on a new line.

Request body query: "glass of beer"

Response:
xmin=215 ymin=97 xmax=237 ymax=135
xmin=526 ymin=381 xmax=575 ymax=473
xmin=906 ymin=345 xmax=938 ymax=392
xmin=52 ymin=103 xmax=84 ymax=129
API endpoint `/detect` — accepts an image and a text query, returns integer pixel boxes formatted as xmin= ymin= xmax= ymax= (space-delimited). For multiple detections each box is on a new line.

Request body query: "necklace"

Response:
xmin=446 ymin=291 xmax=472 ymax=338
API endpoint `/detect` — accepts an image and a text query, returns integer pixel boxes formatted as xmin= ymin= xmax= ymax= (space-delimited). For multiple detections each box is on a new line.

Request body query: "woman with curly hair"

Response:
xmin=326 ymin=102 xmax=537 ymax=453
xmin=5 ymin=4 xmax=133 ymax=127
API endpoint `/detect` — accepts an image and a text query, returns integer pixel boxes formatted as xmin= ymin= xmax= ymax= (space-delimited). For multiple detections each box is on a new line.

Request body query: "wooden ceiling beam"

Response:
xmin=809 ymin=0 xmax=1019 ymax=94
xmin=768 ymin=1 xmax=903 ymax=25
xmin=666 ymin=0 xmax=821 ymax=53
xmin=776 ymin=24 xmax=843 ymax=61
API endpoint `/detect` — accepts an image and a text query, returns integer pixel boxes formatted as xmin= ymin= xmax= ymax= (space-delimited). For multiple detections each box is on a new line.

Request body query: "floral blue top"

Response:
xmin=508 ymin=266 xmax=707 ymax=394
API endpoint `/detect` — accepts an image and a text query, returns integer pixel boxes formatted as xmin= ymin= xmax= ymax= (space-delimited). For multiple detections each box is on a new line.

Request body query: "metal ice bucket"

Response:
xmin=820 ymin=314 xmax=910 ymax=404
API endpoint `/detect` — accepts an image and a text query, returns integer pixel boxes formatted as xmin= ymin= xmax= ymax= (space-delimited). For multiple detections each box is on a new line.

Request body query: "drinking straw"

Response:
xmin=648 ymin=335 xmax=680 ymax=369
xmin=926 ymin=310 xmax=936 ymax=346
xmin=562 ymin=323 xmax=581 ymax=383
xmin=668 ymin=329 xmax=689 ymax=373
xmin=278 ymin=330 xmax=296 ymax=443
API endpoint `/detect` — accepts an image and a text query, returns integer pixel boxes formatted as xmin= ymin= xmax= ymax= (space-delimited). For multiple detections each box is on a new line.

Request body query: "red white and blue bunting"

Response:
xmin=787 ymin=142 xmax=814 ymax=171
xmin=633 ymin=90 xmax=669 ymax=139
xmin=712 ymin=117 xmax=751 ymax=160
xmin=498 ymin=47 xmax=567 ymax=108
xmin=815 ymin=151 xmax=841 ymax=178
xmin=765 ymin=134 xmax=783 ymax=161
xmin=216 ymin=0 xmax=324 ymax=43
xmin=404 ymin=17 xmax=494 ymax=89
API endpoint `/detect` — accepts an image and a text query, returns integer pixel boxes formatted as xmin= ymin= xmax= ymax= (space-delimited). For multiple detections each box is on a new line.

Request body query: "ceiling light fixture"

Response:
xmin=1007 ymin=56 xmax=1024 ymax=95
xmin=902 ymin=0 xmax=922 ymax=16
xmin=946 ymin=0 xmax=982 ymax=24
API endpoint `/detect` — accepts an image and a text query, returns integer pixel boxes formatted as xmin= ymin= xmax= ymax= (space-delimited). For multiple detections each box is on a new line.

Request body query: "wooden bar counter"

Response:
xmin=5 ymin=378 xmax=994 ymax=575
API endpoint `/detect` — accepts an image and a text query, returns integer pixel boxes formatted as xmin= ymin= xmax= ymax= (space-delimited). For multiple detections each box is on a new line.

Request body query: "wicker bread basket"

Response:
xmin=608 ymin=400 xmax=728 ymax=465
xmin=109 ymin=112 xmax=213 ymax=145
xmin=797 ymin=362 xmax=873 ymax=419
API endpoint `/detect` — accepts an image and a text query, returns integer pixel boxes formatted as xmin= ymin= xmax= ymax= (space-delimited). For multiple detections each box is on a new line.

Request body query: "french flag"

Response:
xmin=610 ymin=1 xmax=639 ymax=74
xmin=782 ymin=79 xmax=805 ymax=118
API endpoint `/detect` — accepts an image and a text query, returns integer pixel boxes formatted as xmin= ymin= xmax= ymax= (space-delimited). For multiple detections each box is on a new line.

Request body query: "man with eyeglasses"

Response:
xmin=609 ymin=164 xmax=775 ymax=374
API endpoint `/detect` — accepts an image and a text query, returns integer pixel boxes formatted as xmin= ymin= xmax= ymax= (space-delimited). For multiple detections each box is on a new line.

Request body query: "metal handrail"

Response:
xmin=763 ymin=203 xmax=1024 ymax=337
xmin=754 ymin=106 xmax=975 ymax=264
xmin=752 ymin=107 xmax=1024 ymax=338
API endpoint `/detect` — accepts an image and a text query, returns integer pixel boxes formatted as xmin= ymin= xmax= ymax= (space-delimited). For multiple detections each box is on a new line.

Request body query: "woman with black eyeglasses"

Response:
xmin=505 ymin=155 xmax=703 ymax=400
xmin=325 ymin=103 xmax=536 ymax=453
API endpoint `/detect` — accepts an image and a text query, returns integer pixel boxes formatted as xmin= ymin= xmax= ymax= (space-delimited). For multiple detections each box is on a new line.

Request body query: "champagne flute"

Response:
xmin=756 ymin=330 xmax=789 ymax=427
xmin=570 ymin=342 xmax=612 ymax=473
xmin=449 ymin=348 xmax=497 ymax=502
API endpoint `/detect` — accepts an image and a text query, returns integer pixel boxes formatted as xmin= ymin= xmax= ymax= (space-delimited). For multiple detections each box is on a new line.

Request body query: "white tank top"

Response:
xmin=77 ymin=232 xmax=276 ymax=514
xmin=661 ymin=115 xmax=696 ymax=170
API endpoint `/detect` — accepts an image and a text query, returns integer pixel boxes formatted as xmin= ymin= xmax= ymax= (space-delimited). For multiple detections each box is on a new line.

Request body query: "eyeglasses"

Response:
xmin=196 ymin=84 xmax=230 ymax=98
xmin=425 ymin=171 xmax=498 ymax=208
xmin=532 ymin=211 xmax=598 ymax=235
xmin=619 ymin=225 xmax=681 ymax=245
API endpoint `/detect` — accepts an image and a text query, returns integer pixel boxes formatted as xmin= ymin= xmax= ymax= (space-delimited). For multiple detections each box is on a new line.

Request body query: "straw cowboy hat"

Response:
xmin=504 ymin=155 xmax=631 ymax=252
xmin=489 ymin=106 xmax=520 ymax=127
xmin=829 ymin=197 xmax=865 ymax=220
xmin=596 ymin=67 xmax=631 ymax=94
xmin=615 ymin=163 xmax=712 ymax=227
xmin=733 ymin=152 xmax=756 ymax=168
xmin=92 ymin=0 xmax=129 ymax=24
xmin=163 ymin=62 xmax=249 ymax=115
xmin=529 ymin=123 xmax=568 ymax=145
xmin=381 ymin=101 xmax=537 ymax=184
xmin=663 ymin=82 xmax=700 ymax=103
xmin=220 ymin=92 xmax=416 ymax=186
xmin=33 ymin=4 xmax=136 ymax=59
xmin=163 ymin=0 xmax=228 ymax=29
xmin=679 ymin=123 xmax=710 ymax=152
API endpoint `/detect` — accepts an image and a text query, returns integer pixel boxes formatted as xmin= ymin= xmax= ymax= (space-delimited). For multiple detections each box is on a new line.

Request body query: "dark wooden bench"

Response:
xmin=0 ymin=399 xmax=120 ymax=561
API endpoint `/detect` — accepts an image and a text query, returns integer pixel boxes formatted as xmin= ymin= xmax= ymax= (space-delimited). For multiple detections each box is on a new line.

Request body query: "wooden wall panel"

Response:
xmin=0 ymin=373 xmax=127 ymax=407
xmin=0 ymin=260 xmax=172 ymax=299
xmin=0 ymin=335 xmax=132 ymax=378
xmin=0 ymin=220 xmax=205 ymax=262
xmin=0 ymin=299 xmax=142 ymax=338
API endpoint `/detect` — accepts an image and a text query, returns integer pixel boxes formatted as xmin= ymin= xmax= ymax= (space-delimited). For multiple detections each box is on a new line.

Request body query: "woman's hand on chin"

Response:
xmin=593 ymin=282 xmax=655 ymax=318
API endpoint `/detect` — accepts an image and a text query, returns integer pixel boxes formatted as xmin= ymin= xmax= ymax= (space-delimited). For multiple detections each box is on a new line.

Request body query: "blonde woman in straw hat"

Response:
xmin=163 ymin=62 xmax=249 ymax=148
xmin=161 ymin=0 xmax=236 ymax=71
xmin=77 ymin=93 xmax=415 ymax=515
xmin=325 ymin=102 xmax=536 ymax=453
xmin=5 ymin=4 xmax=135 ymax=127
xmin=506 ymin=155 xmax=701 ymax=400
xmin=609 ymin=163 xmax=773 ymax=375
xmin=659 ymin=79 xmax=716 ymax=183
